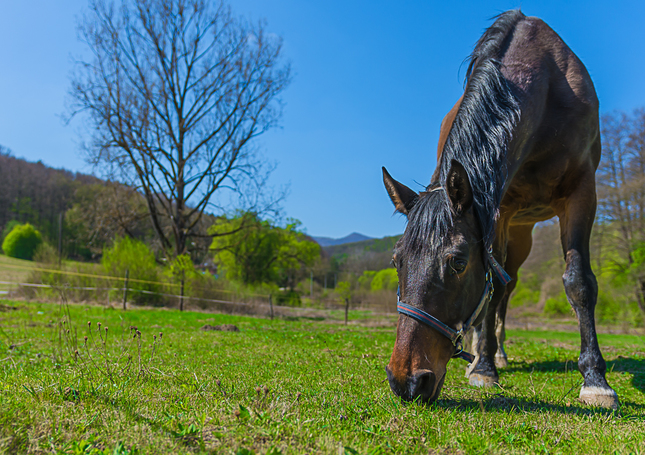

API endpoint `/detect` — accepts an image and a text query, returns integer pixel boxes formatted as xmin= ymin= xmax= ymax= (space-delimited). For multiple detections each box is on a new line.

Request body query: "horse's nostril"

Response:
xmin=409 ymin=370 xmax=436 ymax=402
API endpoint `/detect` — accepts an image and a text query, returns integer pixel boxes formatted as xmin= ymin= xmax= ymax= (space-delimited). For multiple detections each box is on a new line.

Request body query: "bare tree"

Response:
xmin=596 ymin=109 xmax=645 ymax=313
xmin=68 ymin=0 xmax=291 ymax=258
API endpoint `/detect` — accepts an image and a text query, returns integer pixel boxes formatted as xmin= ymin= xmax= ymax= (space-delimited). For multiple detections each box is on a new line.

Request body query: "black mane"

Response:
xmin=403 ymin=10 xmax=524 ymax=258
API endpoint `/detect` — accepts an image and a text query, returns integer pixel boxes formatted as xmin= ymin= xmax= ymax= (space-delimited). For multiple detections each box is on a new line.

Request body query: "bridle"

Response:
xmin=396 ymin=248 xmax=511 ymax=363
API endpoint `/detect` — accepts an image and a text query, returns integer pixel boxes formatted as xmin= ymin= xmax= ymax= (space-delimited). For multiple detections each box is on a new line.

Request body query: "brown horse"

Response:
xmin=382 ymin=10 xmax=618 ymax=409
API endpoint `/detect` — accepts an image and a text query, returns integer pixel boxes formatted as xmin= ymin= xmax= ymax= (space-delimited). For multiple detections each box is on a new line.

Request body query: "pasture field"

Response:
xmin=0 ymin=255 xmax=35 ymax=294
xmin=0 ymin=300 xmax=644 ymax=454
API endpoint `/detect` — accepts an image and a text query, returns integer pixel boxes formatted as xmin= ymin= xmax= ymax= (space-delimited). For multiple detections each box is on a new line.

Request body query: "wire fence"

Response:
xmin=0 ymin=262 xmax=376 ymax=320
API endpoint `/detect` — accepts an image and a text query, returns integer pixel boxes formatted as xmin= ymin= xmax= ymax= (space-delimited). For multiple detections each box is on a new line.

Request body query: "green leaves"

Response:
xmin=101 ymin=237 xmax=160 ymax=304
xmin=209 ymin=212 xmax=320 ymax=287
xmin=1 ymin=223 xmax=43 ymax=260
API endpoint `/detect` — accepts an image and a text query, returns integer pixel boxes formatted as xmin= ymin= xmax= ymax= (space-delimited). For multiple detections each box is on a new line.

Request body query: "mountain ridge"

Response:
xmin=312 ymin=232 xmax=373 ymax=247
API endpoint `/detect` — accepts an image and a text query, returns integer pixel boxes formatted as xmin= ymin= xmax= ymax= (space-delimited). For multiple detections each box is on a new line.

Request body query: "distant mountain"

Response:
xmin=322 ymin=234 xmax=402 ymax=271
xmin=312 ymin=232 xmax=373 ymax=247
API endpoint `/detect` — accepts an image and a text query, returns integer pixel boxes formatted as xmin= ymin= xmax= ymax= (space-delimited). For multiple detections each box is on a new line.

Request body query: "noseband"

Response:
xmin=396 ymin=249 xmax=511 ymax=363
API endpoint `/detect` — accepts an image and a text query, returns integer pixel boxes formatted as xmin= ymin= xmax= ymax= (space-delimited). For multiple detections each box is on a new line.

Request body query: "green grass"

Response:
xmin=0 ymin=299 xmax=644 ymax=454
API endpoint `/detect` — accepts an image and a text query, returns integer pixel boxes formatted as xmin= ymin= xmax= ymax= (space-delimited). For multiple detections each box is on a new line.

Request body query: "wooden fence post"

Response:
xmin=122 ymin=268 xmax=129 ymax=310
xmin=269 ymin=294 xmax=274 ymax=320
xmin=180 ymin=276 xmax=185 ymax=312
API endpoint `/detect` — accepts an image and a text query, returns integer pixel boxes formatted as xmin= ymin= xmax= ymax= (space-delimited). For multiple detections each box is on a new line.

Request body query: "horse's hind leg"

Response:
xmin=494 ymin=293 xmax=510 ymax=368
xmin=558 ymin=173 xmax=618 ymax=409
xmin=494 ymin=224 xmax=535 ymax=368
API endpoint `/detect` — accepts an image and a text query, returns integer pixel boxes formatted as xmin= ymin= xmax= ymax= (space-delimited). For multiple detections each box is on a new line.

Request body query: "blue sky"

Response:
xmin=1 ymin=1 xmax=645 ymax=239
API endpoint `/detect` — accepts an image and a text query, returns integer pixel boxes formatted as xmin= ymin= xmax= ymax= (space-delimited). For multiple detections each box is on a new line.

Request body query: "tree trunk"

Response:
xmin=637 ymin=280 xmax=645 ymax=315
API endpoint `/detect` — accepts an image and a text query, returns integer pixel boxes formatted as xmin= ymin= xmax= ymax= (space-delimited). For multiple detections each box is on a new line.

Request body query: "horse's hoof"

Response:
xmin=494 ymin=355 xmax=508 ymax=369
xmin=468 ymin=373 xmax=498 ymax=388
xmin=579 ymin=386 xmax=619 ymax=410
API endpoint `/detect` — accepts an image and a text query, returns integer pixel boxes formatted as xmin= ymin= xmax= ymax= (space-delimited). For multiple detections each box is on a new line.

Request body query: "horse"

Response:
xmin=382 ymin=10 xmax=618 ymax=409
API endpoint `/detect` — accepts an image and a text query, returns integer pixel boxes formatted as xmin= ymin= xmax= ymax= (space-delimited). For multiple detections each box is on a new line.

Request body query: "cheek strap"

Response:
xmin=396 ymin=250 xmax=509 ymax=363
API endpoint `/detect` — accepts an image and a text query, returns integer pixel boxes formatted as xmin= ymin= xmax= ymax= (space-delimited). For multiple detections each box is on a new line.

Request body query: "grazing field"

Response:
xmin=0 ymin=255 xmax=35 ymax=294
xmin=0 ymin=300 xmax=644 ymax=454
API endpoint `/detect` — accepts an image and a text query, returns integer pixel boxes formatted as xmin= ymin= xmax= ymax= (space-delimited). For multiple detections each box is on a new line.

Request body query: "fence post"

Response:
xmin=122 ymin=268 xmax=129 ymax=310
xmin=179 ymin=276 xmax=185 ymax=312
xmin=269 ymin=294 xmax=274 ymax=320
xmin=345 ymin=298 xmax=349 ymax=325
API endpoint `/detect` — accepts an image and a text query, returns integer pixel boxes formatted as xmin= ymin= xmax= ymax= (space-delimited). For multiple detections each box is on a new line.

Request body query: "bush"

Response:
xmin=33 ymin=242 xmax=60 ymax=264
xmin=509 ymin=281 xmax=541 ymax=308
xmin=357 ymin=271 xmax=377 ymax=290
xmin=275 ymin=290 xmax=301 ymax=307
xmin=544 ymin=292 xmax=572 ymax=316
xmin=371 ymin=268 xmax=398 ymax=292
xmin=102 ymin=237 xmax=160 ymax=305
xmin=1 ymin=220 xmax=21 ymax=244
xmin=2 ymin=223 xmax=43 ymax=260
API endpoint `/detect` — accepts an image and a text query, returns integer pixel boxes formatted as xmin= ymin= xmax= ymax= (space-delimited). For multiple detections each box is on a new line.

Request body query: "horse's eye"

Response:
xmin=450 ymin=258 xmax=467 ymax=274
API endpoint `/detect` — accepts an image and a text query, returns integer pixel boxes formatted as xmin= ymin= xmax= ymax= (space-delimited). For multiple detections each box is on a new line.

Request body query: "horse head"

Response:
xmin=382 ymin=159 xmax=490 ymax=403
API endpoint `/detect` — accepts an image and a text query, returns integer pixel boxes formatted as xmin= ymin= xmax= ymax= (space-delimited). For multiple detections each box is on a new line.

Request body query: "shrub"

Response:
xmin=275 ymin=290 xmax=301 ymax=307
xmin=102 ymin=237 xmax=160 ymax=305
xmin=358 ymin=271 xmax=377 ymax=290
xmin=509 ymin=281 xmax=541 ymax=308
xmin=371 ymin=268 xmax=398 ymax=292
xmin=2 ymin=223 xmax=43 ymax=260
xmin=33 ymin=242 xmax=60 ymax=264
xmin=1 ymin=220 xmax=21 ymax=243
xmin=544 ymin=292 xmax=572 ymax=316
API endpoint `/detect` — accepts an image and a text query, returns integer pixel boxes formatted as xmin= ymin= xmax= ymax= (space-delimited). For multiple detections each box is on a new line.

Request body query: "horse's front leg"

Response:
xmin=466 ymin=279 xmax=511 ymax=373
xmin=468 ymin=222 xmax=533 ymax=382
xmin=558 ymin=174 xmax=618 ymax=409
xmin=467 ymin=282 xmax=506 ymax=386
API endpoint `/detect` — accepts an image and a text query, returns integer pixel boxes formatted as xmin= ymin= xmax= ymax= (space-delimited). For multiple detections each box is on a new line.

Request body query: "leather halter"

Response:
xmin=396 ymin=249 xmax=511 ymax=363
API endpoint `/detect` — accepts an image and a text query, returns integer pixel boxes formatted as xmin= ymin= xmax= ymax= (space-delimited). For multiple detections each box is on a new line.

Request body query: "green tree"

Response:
xmin=210 ymin=213 xmax=320 ymax=287
xmin=102 ymin=237 xmax=160 ymax=304
xmin=371 ymin=268 xmax=398 ymax=292
xmin=2 ymin=223 xmax=43 ymax=260
xmin=357 ymin=271 xmax=377 ymax=290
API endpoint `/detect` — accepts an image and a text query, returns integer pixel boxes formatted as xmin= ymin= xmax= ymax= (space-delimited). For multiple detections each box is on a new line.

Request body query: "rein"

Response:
xmin=396 ymin=249 xmax=511 ymax=363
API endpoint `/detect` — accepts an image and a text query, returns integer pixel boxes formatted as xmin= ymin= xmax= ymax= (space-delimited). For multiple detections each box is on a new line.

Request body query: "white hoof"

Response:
xmin=579 ymin=386 xmax=619 ymax=410
xmin=494 ymin=354 xmax=508 ymax=369
xmin=468 ymin=373 xmax=498 ymax=388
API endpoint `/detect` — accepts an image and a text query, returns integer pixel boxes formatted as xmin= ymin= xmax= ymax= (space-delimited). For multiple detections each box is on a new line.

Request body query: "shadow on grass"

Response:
xmin=282 ymin=316 xmax=326 ymax=322
xmin=433 ymin=395 xmax=645 ymax=418
xmin=502 ymin=357 xmax=645 ymax=395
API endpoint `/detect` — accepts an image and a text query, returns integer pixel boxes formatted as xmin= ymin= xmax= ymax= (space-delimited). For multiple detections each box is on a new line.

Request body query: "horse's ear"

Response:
xmin=382 ymin=167 xmax=418 ymax=215
xmin=446 ymin=159 xmax=473 ymax=215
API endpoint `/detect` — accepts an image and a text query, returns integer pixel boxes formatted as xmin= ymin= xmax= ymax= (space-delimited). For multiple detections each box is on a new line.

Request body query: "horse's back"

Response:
xmin=500 ymin=15 xmax=600 ymax=225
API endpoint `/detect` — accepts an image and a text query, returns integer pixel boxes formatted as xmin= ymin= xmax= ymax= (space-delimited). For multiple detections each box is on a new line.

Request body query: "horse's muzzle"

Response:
xmin=385 ymin=366 xmax=443 ymax=403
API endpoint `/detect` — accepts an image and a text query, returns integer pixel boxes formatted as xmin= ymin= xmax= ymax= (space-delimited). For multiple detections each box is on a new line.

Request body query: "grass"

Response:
xmin=0 ymin=254 xmax=35 ymax=293
xmin=0 ymin=299 xmax=644 ymax=454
